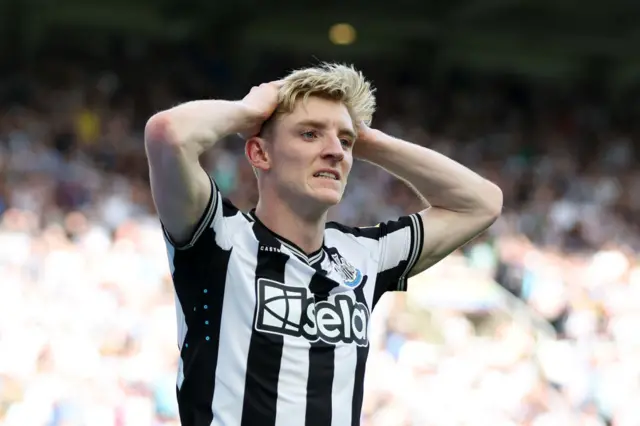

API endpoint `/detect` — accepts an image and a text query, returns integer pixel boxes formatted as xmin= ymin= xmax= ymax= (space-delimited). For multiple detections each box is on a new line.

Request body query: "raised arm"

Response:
xmin=144 ymin=82 xmax=281 ymax=245
xmin=355 ymin=124 xmax=503 ymax=274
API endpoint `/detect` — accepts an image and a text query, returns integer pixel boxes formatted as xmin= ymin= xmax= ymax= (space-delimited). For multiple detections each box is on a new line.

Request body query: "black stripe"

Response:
xmin=172 ymin=228 xmax=231 ymax=426
xmin=350 ymin=277 xmax=369 ymax=426
xmin=240 ymin=223 xmax=288 ymax=426
xmin=305 ymin=272 xmax=339 ymax=426
xmin=222 ymin=198 xmax=240 ymax=217
xmin=372 ymin=266 xmax=400 ymax=308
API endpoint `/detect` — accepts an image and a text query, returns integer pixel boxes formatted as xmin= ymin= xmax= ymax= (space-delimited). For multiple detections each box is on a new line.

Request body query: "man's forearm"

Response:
xmin=357 ymin=129 xmax=502 ymax=214
xmin=145 ymin=100 xmax=255 ymax=155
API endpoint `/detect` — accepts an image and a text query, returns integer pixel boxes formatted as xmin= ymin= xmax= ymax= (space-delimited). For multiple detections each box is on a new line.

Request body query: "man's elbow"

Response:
xmin=145 ymin=112 xmax=179 ymax=149
xmin=479 ymin=180 xmax=503 ymax=222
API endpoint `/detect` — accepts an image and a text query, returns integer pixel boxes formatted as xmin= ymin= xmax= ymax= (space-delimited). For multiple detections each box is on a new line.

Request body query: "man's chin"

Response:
xmin=306 ymin=189 xmax=343 ymax=209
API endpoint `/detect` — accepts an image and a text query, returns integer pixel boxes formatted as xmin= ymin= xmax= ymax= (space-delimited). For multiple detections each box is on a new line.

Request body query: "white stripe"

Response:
xmin=278 ymin=240 xmax=307 ymax=261
xmin=377 ymin=227 xmax=411 ymax=273
xmin=278 ymin=239 xmax=304 ymax=258
xmin=331 ymin=322 xmax=358 ymax=425
xmin=165 ymin=241 xmax=188 ymax=390
xmin=174 ymin=292 xmax=187 ymax=349
xmin=309 ymin=251 xmax=323 ymax=264
xmin=211 ymin=228 xmax=260 ymax=426
xmin=164 ymin=243 xmax=188 ymax=350
xmin=186 ymin=190 xmax=218 ymax=248
xmin=274 ymin=260 xmax=314 ymax=426
xmin=165 ymin=242 xmax=176 ymax=275
xmin=320 ymin=231 xmax=372 ymax=424
xmin=177 ymin=357 xmax=185 ymax=390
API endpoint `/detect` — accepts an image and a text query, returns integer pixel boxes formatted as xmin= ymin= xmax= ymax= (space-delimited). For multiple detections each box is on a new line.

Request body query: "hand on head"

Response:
xmin=352 ymin=120 xmax=377 ymax=159
xmin=238 ymin=80 xmax=285 ymax=139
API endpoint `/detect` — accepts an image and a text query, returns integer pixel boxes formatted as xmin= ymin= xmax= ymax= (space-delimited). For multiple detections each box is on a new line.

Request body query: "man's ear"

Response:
xmin=245 ymin=136 xmax=271 ymax=172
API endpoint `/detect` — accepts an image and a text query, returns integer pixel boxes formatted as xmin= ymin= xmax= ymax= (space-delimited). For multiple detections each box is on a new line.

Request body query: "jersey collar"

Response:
xmin=248 ymin=210 xmax=324 ymax=265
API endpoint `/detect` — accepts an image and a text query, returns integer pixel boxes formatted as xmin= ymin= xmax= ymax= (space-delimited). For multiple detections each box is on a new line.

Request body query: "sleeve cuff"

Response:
xmin=396 ymin=213 xmax=424 ymax=291
xmin=162 ymin=175 xmax=217 ymax=250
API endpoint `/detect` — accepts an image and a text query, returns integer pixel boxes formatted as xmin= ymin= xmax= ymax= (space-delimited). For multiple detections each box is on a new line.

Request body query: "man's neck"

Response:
xmin=254 ymin=198 xmax=326 ymax=255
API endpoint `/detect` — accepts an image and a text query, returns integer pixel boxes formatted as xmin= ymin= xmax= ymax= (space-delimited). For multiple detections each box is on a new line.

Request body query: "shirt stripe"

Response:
xmin=210 ymin=222 xmax=259 ymax=426
xmin=166 ymin=215 xmax=231 ymax=426
xmin=240 ymin=223 xmax=288 ymax=426
xmin=273 ymin=258 xmax=313 ymax=426
xmin=305 ymin=271 xmax=339 ymax=426
xmin=350 ymin=280 xmax=370 ymax=426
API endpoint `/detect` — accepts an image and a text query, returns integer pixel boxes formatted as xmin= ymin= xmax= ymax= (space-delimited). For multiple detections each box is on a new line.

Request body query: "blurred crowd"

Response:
xmin=0 ymin=58 xmax=639 ymax=426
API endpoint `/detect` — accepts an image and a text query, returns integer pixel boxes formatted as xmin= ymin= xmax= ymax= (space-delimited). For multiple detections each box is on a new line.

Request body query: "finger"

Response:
xmin=271 ymin=79 xmax=286 ymax=88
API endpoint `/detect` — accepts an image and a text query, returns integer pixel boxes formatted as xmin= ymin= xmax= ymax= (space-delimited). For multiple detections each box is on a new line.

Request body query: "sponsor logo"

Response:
xmin=255 ymin=278 xmax=369 ymax=346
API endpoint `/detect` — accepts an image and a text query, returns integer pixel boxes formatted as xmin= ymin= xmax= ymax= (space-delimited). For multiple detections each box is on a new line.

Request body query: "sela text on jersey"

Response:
xmin=255 ymin=278 xmax=370 ymax=346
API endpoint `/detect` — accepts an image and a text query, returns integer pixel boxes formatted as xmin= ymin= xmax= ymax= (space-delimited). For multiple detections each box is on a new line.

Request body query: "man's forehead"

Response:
xmin=286 ymin=99 xmax=354 ymax=130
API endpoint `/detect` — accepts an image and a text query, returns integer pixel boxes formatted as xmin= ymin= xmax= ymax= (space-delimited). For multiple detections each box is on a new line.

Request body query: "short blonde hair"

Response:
xmin=274 ymin=62 xmax=376 ymax=126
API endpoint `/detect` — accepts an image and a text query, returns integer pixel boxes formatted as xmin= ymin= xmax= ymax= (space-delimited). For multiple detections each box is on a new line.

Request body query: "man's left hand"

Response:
xmin=354 ymin=121 xmax=379 ymax=159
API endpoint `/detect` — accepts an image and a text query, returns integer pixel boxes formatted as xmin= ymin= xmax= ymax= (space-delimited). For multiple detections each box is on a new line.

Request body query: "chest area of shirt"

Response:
xmin=241 ymin=245 xmax=372 ymax=347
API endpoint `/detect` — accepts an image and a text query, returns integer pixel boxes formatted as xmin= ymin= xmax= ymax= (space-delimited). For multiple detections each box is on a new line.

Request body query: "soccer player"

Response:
xmin=144 ymin=63 xmax=503 ymax=426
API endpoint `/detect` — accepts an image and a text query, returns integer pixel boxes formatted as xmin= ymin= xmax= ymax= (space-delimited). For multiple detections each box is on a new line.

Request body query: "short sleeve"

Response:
xmin=161 ymin=174 xmax=238 ymax=251
xmin=369 ymin=213 xmax=424 ymax=293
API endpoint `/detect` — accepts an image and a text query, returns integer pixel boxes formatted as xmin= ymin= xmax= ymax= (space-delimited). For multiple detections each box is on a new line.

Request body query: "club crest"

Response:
xmin=330 ymin=253 xmax=363 ymax=288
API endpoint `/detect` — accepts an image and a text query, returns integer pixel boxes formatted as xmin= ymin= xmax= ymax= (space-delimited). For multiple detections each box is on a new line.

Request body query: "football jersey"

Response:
xmin=162 ymin=176 xmax=423 ymax=426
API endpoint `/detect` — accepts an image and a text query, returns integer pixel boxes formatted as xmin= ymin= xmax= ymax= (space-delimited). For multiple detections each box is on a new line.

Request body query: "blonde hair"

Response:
xmin=274 ymin=62 xmax=376 ymax=126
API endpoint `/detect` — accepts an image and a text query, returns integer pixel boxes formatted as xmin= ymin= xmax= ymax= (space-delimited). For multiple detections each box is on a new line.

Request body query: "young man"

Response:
xmin=144 ymin=63 xmax=503 ymax=426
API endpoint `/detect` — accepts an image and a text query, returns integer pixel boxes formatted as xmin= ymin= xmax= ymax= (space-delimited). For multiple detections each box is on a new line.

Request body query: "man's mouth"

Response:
xmin=313 ymin=171 xmax=339 ymax=180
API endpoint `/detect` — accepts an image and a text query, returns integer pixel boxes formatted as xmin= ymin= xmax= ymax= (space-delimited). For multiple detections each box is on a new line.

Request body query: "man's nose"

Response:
xmin=322 ymin=136 xmax=345 ymax=161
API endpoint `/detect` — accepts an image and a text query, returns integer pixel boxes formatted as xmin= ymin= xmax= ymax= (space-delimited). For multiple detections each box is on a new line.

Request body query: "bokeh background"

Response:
xmin=1 ymin=0 xmax=640 ymax=425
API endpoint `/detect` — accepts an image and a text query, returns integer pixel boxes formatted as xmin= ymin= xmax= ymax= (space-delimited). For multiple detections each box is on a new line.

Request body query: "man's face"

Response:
xmin=265 ymin=96 xmax=356 ymax=211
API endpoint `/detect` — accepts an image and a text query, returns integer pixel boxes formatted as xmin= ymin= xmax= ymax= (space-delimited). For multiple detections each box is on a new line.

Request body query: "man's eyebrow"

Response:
xmin=296 ymin=119 xmax=356 ymax=139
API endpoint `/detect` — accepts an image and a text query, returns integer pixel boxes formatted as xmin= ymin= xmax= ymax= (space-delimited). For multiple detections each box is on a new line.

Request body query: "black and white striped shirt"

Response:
xmin=162 ymin=177 xmax=423 ymax=426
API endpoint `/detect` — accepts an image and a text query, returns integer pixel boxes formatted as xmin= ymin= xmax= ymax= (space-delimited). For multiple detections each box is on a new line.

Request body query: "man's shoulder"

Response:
xmin=220 ymin=197 xmax=251 ymax=220
xmin=324 ymin=223 xmax=382 ymax=272
xmin=210 ymin=198 xmax=255 ymax=243
xmin=325 ymin=221 xmax=383 ymax=241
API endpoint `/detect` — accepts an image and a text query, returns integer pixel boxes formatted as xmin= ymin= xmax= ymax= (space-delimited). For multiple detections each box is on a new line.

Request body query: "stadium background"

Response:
xmin=1 ymin=0 xmax=640 ymax=424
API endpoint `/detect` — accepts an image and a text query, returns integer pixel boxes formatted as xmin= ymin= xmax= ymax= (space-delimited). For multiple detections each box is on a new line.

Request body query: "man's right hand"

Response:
xmin=145 ymin=81 xmax=284 ymax=244
xmin=238 ymin=80 xmax=284 ymax=139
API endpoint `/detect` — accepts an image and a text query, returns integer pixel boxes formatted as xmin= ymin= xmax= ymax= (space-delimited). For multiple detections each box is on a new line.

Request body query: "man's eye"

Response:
xmin=340 ymin=139 xmax=352 ymax=148
xmin=301 ymin=131 xmax=317 ymax=140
